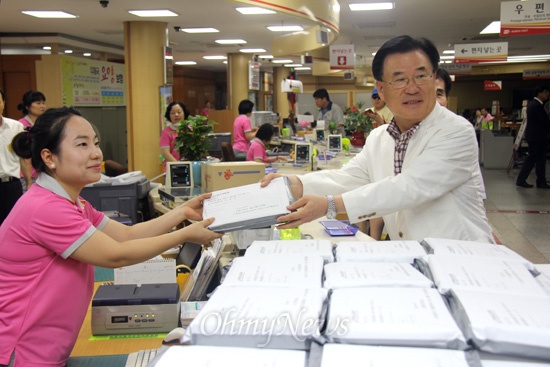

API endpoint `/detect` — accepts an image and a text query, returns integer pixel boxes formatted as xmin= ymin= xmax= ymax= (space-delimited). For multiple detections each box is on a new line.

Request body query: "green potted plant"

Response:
xmin=343 ymin=102 xmax=374 ymax=147
xmin=174 ymin=114 xmax=216 ymax=161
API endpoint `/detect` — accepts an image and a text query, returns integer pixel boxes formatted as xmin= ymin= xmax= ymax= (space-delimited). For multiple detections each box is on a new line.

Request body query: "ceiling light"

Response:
xmin=271 ymin=59 xmax=293 ymax=63
xmin=203 ymin=55 xmax=227 ymax=60
xmin=440 ymin=55 xmax=455 ymax=60
xmin=42 ymin=46 xmax=51 ymax=50
xmin=64 ymin=50 xmax=73 ymax=54
xmin=443 ymin=50 xmax=455 ymax=54
xmin=175 ymin=61 xmax=197 ymax=65
xmin=223 ymin=61 xmax=228 ymax=64
xmin=83 ymin=52 xmax=91 ymax=57
xmin=349 ymin=2 xmax=394 ymax=11
xmin=22 ymin=11 xmax=78 ymax=18
xmin=284 ymin=64 xmax=303 ymax=67
xmin=294 ymin=67 xmax=311 ymax=71
xmin=180 ymin=27 xmax=219 ymax=33
xmin=480 ymin=21 xmax=500 ymax=34
xmin=128 ymin=10 xmax=178 ymax=17
xmin=240 ymin=48 xmax=266 ymax=53
xmin=215 ymin=39 xmax=247 ymax=44
xmin=259 ymin=55 xmax=274 ymax=59
xmin=267 ymin=26 xmax=303 ymax=32
xmin=236 ymin=7 xmax=276 ymax=15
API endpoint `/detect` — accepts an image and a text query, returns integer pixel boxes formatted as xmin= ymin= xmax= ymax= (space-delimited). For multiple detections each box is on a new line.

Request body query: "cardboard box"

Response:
xmin=201 ymin=161 xmax=265 ymax=192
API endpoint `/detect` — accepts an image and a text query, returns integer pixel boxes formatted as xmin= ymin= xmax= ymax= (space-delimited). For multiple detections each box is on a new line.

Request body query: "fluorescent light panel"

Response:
xmin=271 ymin=59 xmax=293 ymax=63
xmin=240 ymin=48 xmax=266 ymax=53
xmin=203 ymin=55 xmax=227 ymax=60
xmin=236 ymin=7 xmax=276 ymax=14
xmin=83 ymin=53 xmax=91 ymax=57
xmin=175 ymin=61 xmax=197 ymax=65
xmin=480 ymin=21 xmax=500 ymax=34
xmin=284 ymin=64 xmax=303 ymax=67
xmin=259 ymin=55 xmax=274 ymax=59
xmin=215 ymin=39 xmax=246 ymax=44
xmin=294 ymin=67 xmax=311 ymax=70
xmin=267 ymin=25 xmax=303 ymax=32
xmin=22 ymin=11 xmax=77 ymax=18
xmin=349 ymin=2 xmax=394 ymax=11
xmin=181 ymin=28 xmax=219 ymax=33
xmin=443 ymin=50 xmax=455 ymax=54
xmin=440 ymin=55 xmax=455 ymax=60
xmin=128 ymin=10 xmax=178 ymax=17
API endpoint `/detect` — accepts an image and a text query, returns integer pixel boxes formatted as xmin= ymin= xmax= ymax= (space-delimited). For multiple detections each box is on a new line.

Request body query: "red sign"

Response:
xmin=484 ymin=80 xmax=502 ymax=91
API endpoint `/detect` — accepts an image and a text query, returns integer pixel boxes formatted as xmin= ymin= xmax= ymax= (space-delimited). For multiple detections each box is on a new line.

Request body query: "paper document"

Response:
xmin=245 ymin=239 xmax=334 ymax=263
xmin=320 ymin=344 xmax=477 ymax=367
xmin=114 ymin=258 xmax=175 ymax=285
xmin=423 ymin=255 xmax=547 ymax=298
xmin=335 ymin=240 xmax=426 ymax=263
xmin=155 ymin=345 xmax=306 ymax=367
xmin=325 ymin=287 xmax=466 ymax=349
xmin=203 ymin=177 xmax=294 ymax=232
xmin=186 ymin=286 xmax=328 ymax=350
xmin=323 ymin=262 xmax=433 ymax=290
xmin=448 ymin=289 xmax=550 ymax=360
xmin=221 ymin=255 xmax=324 ymax=289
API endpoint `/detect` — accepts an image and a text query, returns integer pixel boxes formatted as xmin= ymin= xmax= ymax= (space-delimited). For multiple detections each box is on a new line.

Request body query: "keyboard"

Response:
xmin=125 ymin=348 xmax=159 ymax=367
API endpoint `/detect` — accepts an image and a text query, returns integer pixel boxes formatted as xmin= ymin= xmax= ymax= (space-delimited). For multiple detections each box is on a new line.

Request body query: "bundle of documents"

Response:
xmin=244 ymin=239 xmax=334 ymax=263
xmin=320 ymin=344 xmax=480 ymax=367
xmin=448 ymin=289 xmax=550 ymax=361
xmin=420 ymin=237 xmax=537 ymax=273
xmin=325 ymin=287 xmax=466 ymax=349
xmin=202 ymin=176 xmax=294 ymax=232
xmin=181 ymin=239 xmax=223 ymax=302
xmin=155 ymin=345 xmax=306 ymax=367
xmin=114 ymin=257 xmax=176 ymax=285
xmin=335 ymin=240 xmax=426 ymax=263
xmin=323 ymin=262 xmax=433 ymax=290
xmin=185 ymin=286 xmax=328 ymax=350
xmin=420 ymin=255 xmax=547 ymax=298
xmin=221 ymin=255 xmax=324 ymax=289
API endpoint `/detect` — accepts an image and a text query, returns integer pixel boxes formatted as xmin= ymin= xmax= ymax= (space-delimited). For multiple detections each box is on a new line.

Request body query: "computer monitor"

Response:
xmin=294 ymin=143 xmax=312 ymax=164
xmin=166 ymin=161 xmax=193 ymax=188
xmin=316 ymin=129 xmax=325 ymax=142
xmin=327 ymin=135 xmax=342 ymax=151
xmin=272 ymin=125 xmax=280 ymax=137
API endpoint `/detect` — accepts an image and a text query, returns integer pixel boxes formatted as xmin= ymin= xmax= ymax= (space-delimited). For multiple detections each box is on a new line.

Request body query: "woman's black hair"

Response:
xmin=238 ymin=99 xmax=254 ymax=115
xmin=12 ymin=107 xmax=83 ymax=173
xmin=16 ymin=90 xmax=46 ymax=115
xmin=164 ymin=101 xmax=190 ymax=122
xmin=255 ymin=123 xmax=275 ymax=142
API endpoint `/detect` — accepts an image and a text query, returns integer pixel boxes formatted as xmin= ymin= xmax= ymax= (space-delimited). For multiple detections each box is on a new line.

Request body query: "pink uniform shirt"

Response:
xmin=232 ymin=114 xmax=252 ymax=152
xmin=0 ymin=173 xmax=108 ymax=367
xmin=246 ymin=138 xmax=268 ymax=163
xmin=159 ymin=125 xmax=180 ymax=171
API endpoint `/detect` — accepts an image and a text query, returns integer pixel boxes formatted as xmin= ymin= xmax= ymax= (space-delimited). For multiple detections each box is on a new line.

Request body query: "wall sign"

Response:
xmin=501 ymin=0 xmax=550 ymax=36
xmin=329 ymin=44 xmax=355 ymax=70
xmin=484 ymin=80 xmax=502 ymax=91
xmin=454 ymin=42 xmax=508 ymax=63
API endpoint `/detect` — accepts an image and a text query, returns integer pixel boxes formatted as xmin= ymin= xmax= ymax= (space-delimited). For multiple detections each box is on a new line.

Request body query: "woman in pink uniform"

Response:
xmin=232 ymin=99 xmax=257 ymax=160
xmin=17 ymin=90 xmax=47 ymax=189
xmin=159 ymin=101 xmax=190 ymax=171
xmin=0 ymin=107 xmax=221 ymax=367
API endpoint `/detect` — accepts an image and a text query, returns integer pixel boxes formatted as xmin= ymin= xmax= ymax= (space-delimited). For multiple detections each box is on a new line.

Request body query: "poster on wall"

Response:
xmin=249 ymin=61 xmax=261 ymax=91
xmin=61 ymin=56 xmax=126 ymax=107
xmin=160 ymin=85 xmax=173 ymax=129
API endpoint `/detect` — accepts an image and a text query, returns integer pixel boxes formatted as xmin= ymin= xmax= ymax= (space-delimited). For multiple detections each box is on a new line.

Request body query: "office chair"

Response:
xmin=221 ymin=142 xmax=236 ymax=161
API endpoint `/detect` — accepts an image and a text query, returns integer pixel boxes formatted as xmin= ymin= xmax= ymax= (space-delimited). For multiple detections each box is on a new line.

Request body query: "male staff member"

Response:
xmin=313 ymin=88 xmax=345 ymax=135
xmin=263 ymin=35 xmax=493 ymax=243
xmin=435 ymin=68 xmax=452 ymax=108
xmin=516 ymin=85 xmax=550 ymax=189
xmin=365 ymin=87 xmax=393 ymax=127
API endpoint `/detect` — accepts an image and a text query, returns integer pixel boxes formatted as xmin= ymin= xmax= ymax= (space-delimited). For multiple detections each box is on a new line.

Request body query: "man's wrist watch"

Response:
xmin=326 ymin=195 xmax=337 ymax=219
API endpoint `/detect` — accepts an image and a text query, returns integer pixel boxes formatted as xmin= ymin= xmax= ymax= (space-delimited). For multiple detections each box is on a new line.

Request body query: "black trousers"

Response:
xmin=516 ymin=139 xmax=549 ymax=186
xmin=0 ymin=178 xmax=23 ymax=225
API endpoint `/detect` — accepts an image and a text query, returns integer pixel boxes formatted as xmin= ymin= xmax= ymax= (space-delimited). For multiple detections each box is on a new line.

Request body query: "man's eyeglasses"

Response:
xmin=382 ymin=73 xmax=433 ymax=90
xmin=371 ymin=94 xmax=380 ymax=100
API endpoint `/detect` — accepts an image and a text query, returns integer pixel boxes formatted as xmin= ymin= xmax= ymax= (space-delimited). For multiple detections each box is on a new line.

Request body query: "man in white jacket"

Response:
xmin=262 ymin=35 xmax=493 ymax=243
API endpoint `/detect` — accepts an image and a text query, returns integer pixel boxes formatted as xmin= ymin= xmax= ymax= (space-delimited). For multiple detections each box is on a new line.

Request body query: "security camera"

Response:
xmin=99 ymin=0 xmax=109 ymax=8
xmin=174 ymin=26 xmax=181 ymax=32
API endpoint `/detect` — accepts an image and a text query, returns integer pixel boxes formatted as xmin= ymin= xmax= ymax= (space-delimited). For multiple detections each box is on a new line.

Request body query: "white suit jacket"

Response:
xmin=300 ymin=103 xmax=493 ymax=243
